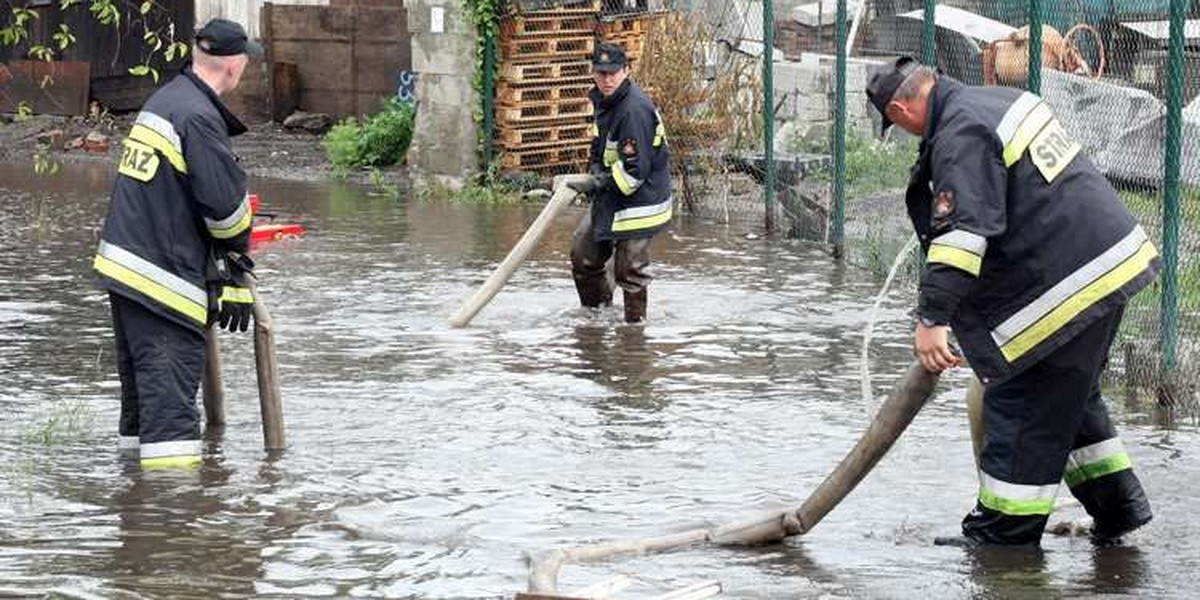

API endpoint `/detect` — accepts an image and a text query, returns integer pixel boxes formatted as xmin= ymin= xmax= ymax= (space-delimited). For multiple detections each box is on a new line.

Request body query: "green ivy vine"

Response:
xmin=461 ymin=0 xmax=506 ymax=159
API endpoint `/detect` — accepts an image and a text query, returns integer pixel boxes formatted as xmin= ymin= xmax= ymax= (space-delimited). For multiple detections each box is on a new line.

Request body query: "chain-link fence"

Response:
xmin=479 ymin=0 xmax=1199 ymax=419
xmin=815 ymin=0 xmax=1199 ymax=419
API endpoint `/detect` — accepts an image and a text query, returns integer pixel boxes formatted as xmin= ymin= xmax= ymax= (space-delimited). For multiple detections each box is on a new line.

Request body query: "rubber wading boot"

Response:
xmin=624 ymin=289 xmax=647 ymax=323
xmin=574 ymin=277 xmax=612 ymax=309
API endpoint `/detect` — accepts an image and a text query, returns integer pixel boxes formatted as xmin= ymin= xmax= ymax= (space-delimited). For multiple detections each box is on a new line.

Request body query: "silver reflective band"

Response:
xmin=991 ymin=225 xmax=1149 ymax=348
xmin=135 ymin=111 xmax=183 ymax=154
xmin=140 ymin=439 xmax=202 ymax=459
xmin=1068 ymin=438 xmax=1125 ymax=469
xmin=613 ymin=160 xmax=644 ymax=193
xmin=995 ymin=91 xmax=1041 ymax=146
xmin=118 ymin=435 xmax=140 ymax=450
xmin=204 ymin=197 xmax=250 ymax=231
xmin=97 ymin=241 xmax=207 ymax=306
xmin=932 ymin=230 xmax=988 ymax=255
xmin=614 ymin=197 xmax=672 ymax=221
xmin=979 ymin=470 xmax=1058 ymax=501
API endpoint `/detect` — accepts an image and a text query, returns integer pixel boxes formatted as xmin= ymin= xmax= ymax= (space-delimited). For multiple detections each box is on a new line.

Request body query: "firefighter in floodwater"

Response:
xmin=94 ymin=19 xmax=261 ymax=469
xmin=566 ymin=41 xmax=672 ymax=324
xmin=866 ymin=56 xmax=1158 ymax=547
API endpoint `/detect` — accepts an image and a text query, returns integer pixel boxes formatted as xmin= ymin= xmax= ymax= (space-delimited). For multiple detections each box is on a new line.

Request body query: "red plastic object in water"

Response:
xmin=251 ymin=223 xmax=306 ymax=244
xmin=247 ymin=192 xmax=305 ymax=248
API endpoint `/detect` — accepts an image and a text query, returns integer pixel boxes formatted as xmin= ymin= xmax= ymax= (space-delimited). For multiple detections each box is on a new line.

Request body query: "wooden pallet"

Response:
xmin=510 ymin=0 xmax=601 ymax=16
xmin=497 ymin=81 xmax=593 ymax=105
xmin=499 ymin=97 xmax=593 ymax=123
xmin=501 ymin=141 xmax=591 ymax=170
xmin=602 ymin=33 xmax=645 ymax=56
xmin=502 ymin=13 xmax=596 ymax=37
xmin=501 ymin=35 xmax=596 ymax=63
xmin=500 ymin=60 xmax=593 ymax=84
xmin=499 ymin=120 xmax=593 ymax=148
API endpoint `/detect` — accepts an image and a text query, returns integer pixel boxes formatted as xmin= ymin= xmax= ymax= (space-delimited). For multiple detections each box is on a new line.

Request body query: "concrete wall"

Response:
xmin=408 ymin=0 xmax=478 ymax=183
xmin=772 ymin=53 xmax=883 ymax=152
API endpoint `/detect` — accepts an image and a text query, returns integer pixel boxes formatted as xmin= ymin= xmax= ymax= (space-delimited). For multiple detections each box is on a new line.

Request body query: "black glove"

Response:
xmin=566 ymin=175 xmax=602 ymax=195
xmin=567 ymin=165 xmax=611 ymax=195
xmin=207 ymin=250 xmax=256 ymax=332
xmin=217 ymin=278 xmax=254 ymax=332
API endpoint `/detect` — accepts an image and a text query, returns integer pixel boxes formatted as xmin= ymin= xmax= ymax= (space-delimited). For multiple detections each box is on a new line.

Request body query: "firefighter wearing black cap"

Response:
xmin=567 ymin=41 xmax=672 ymax=323
xmin=866 ymin=57 xmax=1159 ymax=546
xmin=94 ymin=19 xmax=263 ymax=469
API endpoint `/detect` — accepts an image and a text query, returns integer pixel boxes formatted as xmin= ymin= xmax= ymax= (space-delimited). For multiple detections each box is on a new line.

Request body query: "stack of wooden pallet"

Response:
xmin=597 ymin=11 xmax=663 ymax=64
xmin=497 ymin=1 xmax=601 ymax=175
xmin=497 ymin=1 xmax=664 ymax=176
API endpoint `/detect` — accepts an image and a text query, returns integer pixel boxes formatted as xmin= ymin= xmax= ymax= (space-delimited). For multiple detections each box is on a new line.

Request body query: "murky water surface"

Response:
xmin=1 ymin=162 xmax=1197 ymax=599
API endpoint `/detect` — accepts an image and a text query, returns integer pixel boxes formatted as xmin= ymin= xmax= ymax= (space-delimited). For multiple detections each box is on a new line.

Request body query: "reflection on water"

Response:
xmin=0 ymin=161 xmax=1197 ymax=599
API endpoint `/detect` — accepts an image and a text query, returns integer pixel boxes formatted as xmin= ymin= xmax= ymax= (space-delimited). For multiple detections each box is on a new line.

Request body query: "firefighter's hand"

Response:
xmin=217 ymin=284 xmax=254 ymax=333
xmin=566 ymin=175 xmax=605 ymax=195
xmin=915 ymin=322 xmax=963 ymax=373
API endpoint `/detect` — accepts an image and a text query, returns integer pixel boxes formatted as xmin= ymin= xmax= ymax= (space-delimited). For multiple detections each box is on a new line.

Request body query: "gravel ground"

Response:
xmin=0 ymin=112 xmax=405 ymax=185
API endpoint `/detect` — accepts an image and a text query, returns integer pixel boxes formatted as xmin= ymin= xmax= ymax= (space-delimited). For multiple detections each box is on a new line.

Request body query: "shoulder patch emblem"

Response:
xmin=622 ymin=138 xmax=638 ymax=158
xmin=933 ymin=189 xmax=956 ymax=220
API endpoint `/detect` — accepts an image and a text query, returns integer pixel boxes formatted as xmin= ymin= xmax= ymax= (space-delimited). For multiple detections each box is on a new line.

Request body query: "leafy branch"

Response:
xmin=0 ymin=0 xmax=188 ymax=88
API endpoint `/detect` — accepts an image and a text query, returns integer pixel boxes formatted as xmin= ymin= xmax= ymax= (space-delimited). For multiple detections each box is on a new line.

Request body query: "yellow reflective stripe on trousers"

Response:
xmin=1064 ymin=438 xmax=1132 ymax=487
xmin=128 ymin=124 xmax=188 ymax=174
xmin=220 ymin=286 xmax=254 ymax=304
xmin=927 ymin=245 xmax=982 ymax=277
xmin=978 ymin=470 xmax=1058 ymax=516
xmin=992 ymin=226 xmax=1157 ymax=362
xmin=611 ymin=160 xmax=642 ymax=196
xmin=613 ymin=197 xmax=672 ymax=232
xmin=205 ymin=197 xmax=252 ymax=240
xmin=94 ymin=241 xmax=207 ymax=325
xmin=1002 ymin=102 xmax=1055 ymax=167
xmin=140 ymin=439 xmax=202 ymax=469
xmin=142 ymin=455 xmax=203 ymax=469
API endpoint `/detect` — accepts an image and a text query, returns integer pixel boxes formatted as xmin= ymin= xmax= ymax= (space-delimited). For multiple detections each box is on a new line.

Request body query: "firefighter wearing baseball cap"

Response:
xmin=567 ymin=41 xmax=672 ymax=323
xmin=95 ymin=19 xmax=262 ymax=469
xmin=866 ymin=56 xmax=1158 ymax=546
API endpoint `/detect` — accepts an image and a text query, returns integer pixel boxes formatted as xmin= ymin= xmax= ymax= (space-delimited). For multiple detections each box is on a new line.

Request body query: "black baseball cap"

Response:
xmin=593 ymin=42 xmax=628 ymax=73
xmin=196 ymin=18 xmax=264 ymax=58
xmin=866 ymin=56 xmax=920 ymax=133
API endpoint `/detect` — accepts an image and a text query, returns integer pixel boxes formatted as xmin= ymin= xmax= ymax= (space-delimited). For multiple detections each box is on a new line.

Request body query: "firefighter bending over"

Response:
xmin=866 ymin=57 xmax=1158 ymax=546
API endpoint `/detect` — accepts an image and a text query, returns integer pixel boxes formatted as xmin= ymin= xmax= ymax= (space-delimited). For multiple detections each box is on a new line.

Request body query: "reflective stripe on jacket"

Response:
xmin=587 ymin=79 xmax=673 ymax=241
xmin=96 ymin=67 xmax=251 ymax=331
xmin=906 ymin=78 xmax=1160 ymax=383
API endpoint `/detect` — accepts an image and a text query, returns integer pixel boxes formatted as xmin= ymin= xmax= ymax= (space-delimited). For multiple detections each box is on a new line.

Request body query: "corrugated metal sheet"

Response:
xmin=195 ymin=0 xmax=330 ymax=38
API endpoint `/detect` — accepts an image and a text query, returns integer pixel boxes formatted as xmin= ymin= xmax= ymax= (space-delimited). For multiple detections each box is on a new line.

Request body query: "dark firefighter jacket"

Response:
xmin=95 ymin=67 xmax=251 ymax=333
xmin=907 ymin=77 xmax=1160 ymax=384
xmin=587 ymin=79 xmax=672 ymax=241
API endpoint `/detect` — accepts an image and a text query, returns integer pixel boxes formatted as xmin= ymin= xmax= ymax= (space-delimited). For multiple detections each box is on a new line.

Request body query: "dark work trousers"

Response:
xmin=110 ymin=292 xmax=205 ymax=453
xmin=570 ymin=211 xmax=654 ymax=322
xmin=963 ymin=307 xmax=1152 ymax=544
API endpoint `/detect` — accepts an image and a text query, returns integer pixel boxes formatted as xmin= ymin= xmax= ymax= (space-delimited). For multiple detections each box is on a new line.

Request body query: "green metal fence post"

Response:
xmin=831 ymin=0 xmax=847 ymax=255
xmin=1028 ymin=0 xmax=1042 ymax=93
xmin=1162 ymin=0 xmax=1185 ymax=372
xmin=922 ymin=0 xmax=936 ymax=66
xmin=483 ymin=28 xmax=497 ymax=168
xmin=764 ymin=0 xmax=777 ymax=233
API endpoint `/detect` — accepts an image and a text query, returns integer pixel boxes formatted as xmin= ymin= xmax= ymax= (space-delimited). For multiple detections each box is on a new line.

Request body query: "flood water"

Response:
xmin=1 ymin=161 xmax=1198 ymax=599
